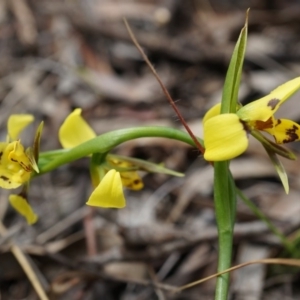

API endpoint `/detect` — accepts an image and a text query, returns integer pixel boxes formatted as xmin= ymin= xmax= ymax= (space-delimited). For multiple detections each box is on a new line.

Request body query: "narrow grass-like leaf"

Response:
xmin=263 ymin=146 xmax=289 ymax=194
xmin=221 ymin=10 xmax=248 ymax=113
xmin=107 ymin=154 xmax=184 ymax=177
xmin=236 ymin=187 xmax=294 ymax=253
xmin=214 ymin=11 xmax=249 ymax=300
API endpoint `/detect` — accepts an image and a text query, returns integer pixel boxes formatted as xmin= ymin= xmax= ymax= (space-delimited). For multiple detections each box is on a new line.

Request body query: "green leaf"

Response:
xmin=221 ymin=10 xmax=248 ymax=114
xmin=263 ymin=146 xmax=289 ymax=194
xmin=236 ymin=188 xmax=294 ymax=252
xmin=32 ymin=121 xmax=44 ymax=163
xmin=107 ymin=154 xmax=184 ymax=177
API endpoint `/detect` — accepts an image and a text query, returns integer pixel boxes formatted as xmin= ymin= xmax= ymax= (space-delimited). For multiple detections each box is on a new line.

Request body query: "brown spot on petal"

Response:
xmin=267 ymin=99 xmax=280 ymax=110
xmin=255 ymin=117 xmax=274 ymax=130
xmin=0 ymin=152 xmax=3 ymax=161
xmin=0 ymin=176 xmax=9 ymax=181
xmin=133 ymin=179 xmax=141 ymax=185
xmin=283 ymin=125 xmax=299 ymax=143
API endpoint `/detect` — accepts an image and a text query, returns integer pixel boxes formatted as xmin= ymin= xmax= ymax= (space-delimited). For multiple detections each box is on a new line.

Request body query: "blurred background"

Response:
xmin=1 ymin=0 xmax=300 ymax=299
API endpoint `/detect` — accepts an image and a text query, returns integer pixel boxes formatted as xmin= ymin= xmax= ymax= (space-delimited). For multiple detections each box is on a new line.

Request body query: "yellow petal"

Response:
xmin=264 ymin=118 xmax=300 ymax=144
xmin=9 ymin=194 xmax=38 ymax=225
xmin=203 ymin=103 xmax=221 ymax=123
xmin=0 ymin=142 xmax=31 ymax=189
xmin=9 ymin=141 xmax=32 ymax=172
xmin=107 ymin=158 xmax=144 ymax=191
xmin=59 ymin=108 xmax=96 ymax=149
xmin=0 ymin=167 xmax=24 ymax=189
xmin=120 ymin=172 xmax=144 ymax=190
xmin=204 ymin=114 xmax=248 ymax=161
xmin=238 ymin=77 xmax=300 ymax=122
xmin=86 ymin=169 xmax=126 ymax=208
xmin=7 ymin=114 xmax=34 ymax=141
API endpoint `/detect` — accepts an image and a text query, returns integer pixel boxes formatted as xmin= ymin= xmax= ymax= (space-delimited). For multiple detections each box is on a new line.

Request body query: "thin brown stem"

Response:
xmin=124 ymin=19 xmax=205 ymax=155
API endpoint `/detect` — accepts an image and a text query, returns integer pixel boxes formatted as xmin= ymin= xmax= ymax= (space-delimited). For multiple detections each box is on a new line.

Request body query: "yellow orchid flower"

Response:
xmin=59 ymin=108 xmax=144 ymax=208
xmin=0 ymin=114 xmax=42 ymax=224
xmin=0 ymin=115 xmax=37 ymax=189
xmin=204 ymin=77 xmax=300 ymax=161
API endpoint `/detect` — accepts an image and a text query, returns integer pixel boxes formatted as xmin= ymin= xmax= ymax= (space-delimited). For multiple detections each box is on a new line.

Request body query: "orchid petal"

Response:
xmin=238 ymin=77 xmax=300 ymax=122
xmin=0 ymin=142 xmax=31 ymax=189
xmin=264 ymin=118 xmax=300 ymax=144
xmin=0 ymin=166 xmax=24 ymax=189
xmin=59 ymin=108 xmax=96 ymax=149
xmin=9 ymin=194 xmax=38 ymax=224
xmin=9 ymin=141 xmax=32 ymax=172
xmin=204 ymin=114 xmax=248 ymax=161
xmin=7 ymin=115 xmax=34 ymax=141
xmin=86 ymin=169 xmax=126 ymax=208
xmin=120 ymin=172 xmax=144 ymax=190
xmin=203 ymin=103 xmax=221 ymax=123
xmin=107 ymin=158 xmax=144 ymax=190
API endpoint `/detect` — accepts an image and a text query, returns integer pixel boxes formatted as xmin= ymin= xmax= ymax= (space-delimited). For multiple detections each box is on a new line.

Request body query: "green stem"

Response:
xmin=38 ymin=126 xmax=200 ymax=174
xmin=214 ymin=162 xmax=235 ymax=299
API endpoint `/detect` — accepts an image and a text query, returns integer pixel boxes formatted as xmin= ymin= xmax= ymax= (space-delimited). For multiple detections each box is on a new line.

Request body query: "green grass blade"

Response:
xmin=221 ymin=10 xmax=248 ymax=113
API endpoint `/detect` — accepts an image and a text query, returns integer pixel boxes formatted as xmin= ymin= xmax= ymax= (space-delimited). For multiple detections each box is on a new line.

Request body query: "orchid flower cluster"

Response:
xmin=1 ymin=109 xmax=184 ymax=224
xmin=1 ymin=74 xmax=300 ymax=226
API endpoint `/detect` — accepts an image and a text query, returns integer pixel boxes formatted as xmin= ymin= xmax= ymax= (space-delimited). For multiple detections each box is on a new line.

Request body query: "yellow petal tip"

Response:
xmin=7 ymin=114 xmax=34 ymax=141
xmin=59 ymin=108 xmax=96 ymax=149
xmin=9 ymin=194 xmax=38 ymax=225
xmin=86 ymin=169 xmax=126 ymax=208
